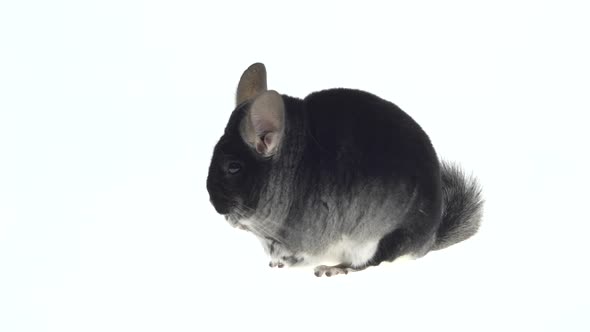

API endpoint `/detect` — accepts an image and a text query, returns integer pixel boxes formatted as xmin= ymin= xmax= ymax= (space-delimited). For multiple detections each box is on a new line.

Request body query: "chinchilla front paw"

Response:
xmin=269 ymin=255 xmax=303 ymax=268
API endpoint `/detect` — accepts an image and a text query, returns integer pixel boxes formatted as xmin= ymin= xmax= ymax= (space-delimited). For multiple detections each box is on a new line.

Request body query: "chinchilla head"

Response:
xmin=206 ymin=63 xmax=293 ymax=227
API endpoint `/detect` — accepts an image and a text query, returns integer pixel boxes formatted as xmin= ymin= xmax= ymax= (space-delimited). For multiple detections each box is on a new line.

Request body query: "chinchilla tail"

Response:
xmin=432 ymin=161 xmax=484 ymax=250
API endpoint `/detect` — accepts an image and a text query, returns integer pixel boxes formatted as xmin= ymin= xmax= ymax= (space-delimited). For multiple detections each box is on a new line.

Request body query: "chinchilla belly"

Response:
xmin=301 ymin=235 xmax=381 ymax=267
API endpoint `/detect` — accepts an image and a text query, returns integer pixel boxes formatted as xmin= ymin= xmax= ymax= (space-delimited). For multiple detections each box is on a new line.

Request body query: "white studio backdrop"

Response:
xmin=1 ymin=1 xmax=589 ymax=331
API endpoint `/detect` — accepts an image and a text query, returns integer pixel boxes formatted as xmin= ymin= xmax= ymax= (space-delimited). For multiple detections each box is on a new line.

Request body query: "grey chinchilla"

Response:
xmin=206 ymin=63 xmax=483 ymax=277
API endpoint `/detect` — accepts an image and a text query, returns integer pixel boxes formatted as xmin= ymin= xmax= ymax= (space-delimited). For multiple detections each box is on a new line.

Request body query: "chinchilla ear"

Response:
xmin=236 ymin=63 xmax=267 ymax=105
xmin=240 ymin=90 xmax=285 ymax=157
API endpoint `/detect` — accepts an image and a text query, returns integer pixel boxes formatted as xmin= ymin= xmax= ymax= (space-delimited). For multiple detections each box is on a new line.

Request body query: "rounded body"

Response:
xmin=265 ymin=89 xmax=443 ymax=265
xmin=207 ymin=63 xmax=482 ymax=275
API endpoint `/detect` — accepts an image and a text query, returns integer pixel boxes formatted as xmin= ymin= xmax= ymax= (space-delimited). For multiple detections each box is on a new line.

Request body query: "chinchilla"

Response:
xmin=206 ymin=63 xmax=483 ymax=277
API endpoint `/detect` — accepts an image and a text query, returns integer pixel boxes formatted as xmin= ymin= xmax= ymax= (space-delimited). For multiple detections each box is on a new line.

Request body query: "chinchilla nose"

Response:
xmin=209 ymin=194 xmax=230 ymax=215
xmin=213 ymin=203 xmax=230 ymax=215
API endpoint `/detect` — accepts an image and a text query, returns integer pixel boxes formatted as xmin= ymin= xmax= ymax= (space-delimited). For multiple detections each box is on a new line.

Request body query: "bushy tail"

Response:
xmin=433 ymin=161 xmax=484 ymax=250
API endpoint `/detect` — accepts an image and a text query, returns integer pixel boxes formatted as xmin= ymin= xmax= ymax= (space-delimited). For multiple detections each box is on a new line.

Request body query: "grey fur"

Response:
xmin=236 ymin=152 xmax=419 ymax=267
xmin=433 ymin=161 xmax=484 ymax=250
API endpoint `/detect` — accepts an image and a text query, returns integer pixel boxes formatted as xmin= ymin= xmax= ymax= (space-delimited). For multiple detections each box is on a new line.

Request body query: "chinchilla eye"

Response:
xmin=227 ymin=162 xmax=242 ymax=174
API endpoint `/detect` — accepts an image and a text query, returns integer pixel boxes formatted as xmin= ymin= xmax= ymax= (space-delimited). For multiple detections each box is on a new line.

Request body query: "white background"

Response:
xmin=1 ymin=1 xmax=589 ymax=331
